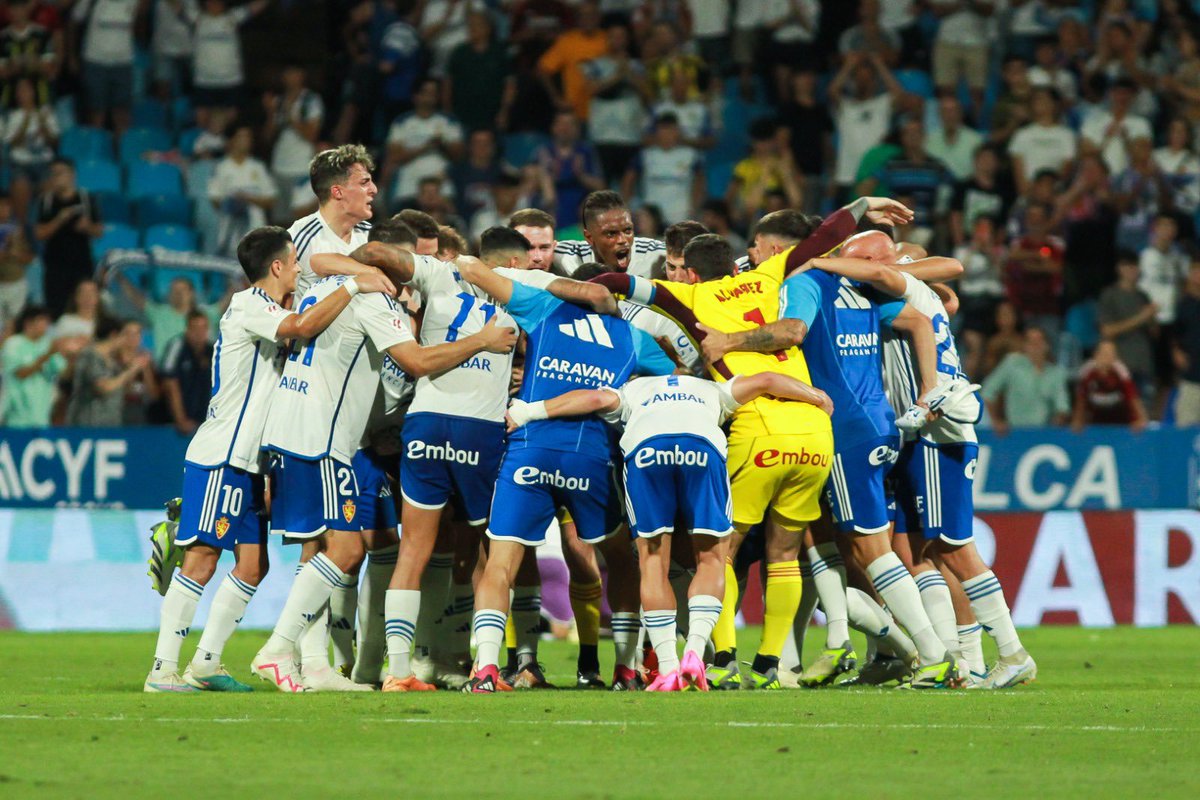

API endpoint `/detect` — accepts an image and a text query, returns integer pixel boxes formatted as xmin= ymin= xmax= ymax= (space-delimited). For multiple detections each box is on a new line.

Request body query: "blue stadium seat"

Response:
xmin=143 ymin=223 xmax=198 ymax=252
xmin=171 ymin=96 xmax=194 ymax=132
xmin=705 ymin=160 xmax=736 ymax=199
xmin=94 ymin=191 xmax=132 ymax=224
xmin=127 ymin=162 xmax=184 ymax=198
xmin=132 ymin=98 xmax=168 ymax=129
xmin=75 ymin=159 xmax=122 ymax=194
xmin=135 ymin=193 xmax=191 ymax=227
xmin=60 ymin=126 xmax=115 ymax=162
xmin=897 ymin=69 xmax=936 ymax=99
xmin=202 ymin=269 xmax=232 ymax=305
xmin=92 ymin=222 xmax=140 ymax=262
xmin=119 ymin=127 xmax=174 ymax=166
xmin=176 ymin=127 xmax=203 ymax=156
xmin=503 ymin=132 xmax=550 ymax=166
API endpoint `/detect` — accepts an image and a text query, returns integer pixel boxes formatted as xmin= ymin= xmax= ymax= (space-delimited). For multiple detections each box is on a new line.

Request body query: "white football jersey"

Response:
xmin=263 ymin=277 xmax=413 ymax=464
xmin=403 ymin=257 xmax=520 ymax=422
xmin=185 ymin=288 xmax=295 ymax=473
xmin=620 ymin=300 xmax=702 ymax=375
xmin=882 ymin=272 xmax=979 ymax=445
xmin=606 ymin=374 xmax=740 ymax=458
xmin=288 ymin=209 xmax=372 ymax=298
xmin=554 ymin=237 xmax=665 ymax=278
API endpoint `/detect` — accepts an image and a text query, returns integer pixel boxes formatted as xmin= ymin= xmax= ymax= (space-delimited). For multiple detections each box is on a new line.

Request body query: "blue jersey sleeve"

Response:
xmin=505 ymin=281 xmax=561 ymax=332
xmin=632 ymin=328 xmax=676 ymax=376
xmin=780 ymin=274 xmax=821 ymax=327
xmin=857 ymin=284 xmax=905 ymax=326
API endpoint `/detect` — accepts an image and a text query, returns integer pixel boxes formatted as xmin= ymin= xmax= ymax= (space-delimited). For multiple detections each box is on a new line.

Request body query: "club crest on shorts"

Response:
xmin=215 ymin=517 xmax=230 ymax=539
xmin=342 ymin=499 xmax=357 ymax=523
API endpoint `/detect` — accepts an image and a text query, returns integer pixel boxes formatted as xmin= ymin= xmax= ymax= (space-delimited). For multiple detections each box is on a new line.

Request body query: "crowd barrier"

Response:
xmin=0 ymin=427 xmax=1196 ymax=629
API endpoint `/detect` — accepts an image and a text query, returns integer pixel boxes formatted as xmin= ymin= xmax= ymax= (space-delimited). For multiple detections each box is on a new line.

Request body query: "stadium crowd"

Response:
xmin=1 ymin=0 xmax=1200 ymax=432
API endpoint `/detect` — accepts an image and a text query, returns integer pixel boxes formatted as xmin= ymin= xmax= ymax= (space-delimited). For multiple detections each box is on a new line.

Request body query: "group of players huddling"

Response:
xmin=143 ymin=143 xmax=1036 ymax=695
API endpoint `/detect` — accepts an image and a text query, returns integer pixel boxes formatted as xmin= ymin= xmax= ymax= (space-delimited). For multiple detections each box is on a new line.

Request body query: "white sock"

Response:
xmin=152 ymin=573 xmax=204 ymax=675
xmin=329 ymin=572 xmax=359 ymax=669
xmin=384 ymin=588 xmax=421 ymax=678
xmin=866 ymin=552 xmax=945 ymax=665
xmin=847 ymin=586 xmax=917 ymax=662
xmin=353 ymin=544 xmax=396 ymax=682
xmin=264 ymin=553 xmax=345 ymax=654
xmin=642 ymin=609 xmax=679 ymax=674
xmin=444 ymin=581 xmax=475 ymax=659
xmin=914 ymin=570 xmax=959 ymax=656
xmin=963 ymin=570 xmax=1023 ymax=657
xmin=808 ymin=543 xmax=849 ymax=646
xmin=610 ymin=611 xmax=640 ymax=670
xmin=472 ymin=608 xmax=507 ymax=670
xmin=511 ymin=586 xmax=542 ymax=662
xmin=684 ymin=595 xmax=722 ymax=660
xmin=793 ymin=562 xmax=818 ymax=666
xmin=958 ymin=622 xmax=985 ymax=676
xmin=415 ymin=552 xmax=453 ymax=655
xmin=668 ymin=561 xmax=692 ymax=636
xmin=193 ymin=574 xmax=256 ymax=671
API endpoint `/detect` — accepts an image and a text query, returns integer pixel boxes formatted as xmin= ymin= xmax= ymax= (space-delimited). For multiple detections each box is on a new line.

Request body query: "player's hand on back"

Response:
xmin=813 ymin=388 xmax=834 ymax=418
xmin=476 ymin=317 xmax=518 ymax=354
xmin=354 ymin=268 xmax=397 ymax=297
xmin=863 ymin=197 xmax=915 ymax=227
xmin=697 ymin=322 xmax=732 ymax=365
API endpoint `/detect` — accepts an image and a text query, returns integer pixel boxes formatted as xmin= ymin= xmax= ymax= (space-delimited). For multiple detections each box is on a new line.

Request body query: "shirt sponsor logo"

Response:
xmin=535 ymin=356 xmax=616 ymax=386
xmin=835 ymin=331 xmax=879 ymax=354
xmin=278 ymin=376 xmax=309 ymax=394
xmin=753 ymin=448 xmax=830 ymax=468
xmin=634 ymin=444 xmax=710 ymax=469
xmin=406 ymin=440 xmax=481 ymax=466
xmin=868 ymin=445 xmax=900 ymax=466
xmin=642 ymin=391 xmax=704 ymax=406
xmin=457 ymin=356 xmax=493 ymax=372
xmin=513 ymin=466 xmax=590 ymax=491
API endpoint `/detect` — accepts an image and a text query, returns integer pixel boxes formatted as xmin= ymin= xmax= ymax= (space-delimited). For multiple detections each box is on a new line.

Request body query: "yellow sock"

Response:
xmin=505 ymin=615 xmax=516 ymax=650
xmin=711 ymin=560 xmax=739 ymax=653
xmin=760 ymin=560 xmax=803 ymax=658
xmin=568 ymin=580 xmax=603 ymax=646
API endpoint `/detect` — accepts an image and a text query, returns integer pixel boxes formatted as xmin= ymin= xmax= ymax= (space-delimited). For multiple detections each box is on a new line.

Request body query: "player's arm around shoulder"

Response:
xmin=802 ymin=257 xmax=908 ymax=297
xmin=273 ymin=273 xmax=395 ymax=341
xmin=726 ymin=372 xmax=834 ymax=418
xmin=506 ymin=387 xmax=622 ymax=431
xmin=309 ymin=242 xmax=404 ymax=288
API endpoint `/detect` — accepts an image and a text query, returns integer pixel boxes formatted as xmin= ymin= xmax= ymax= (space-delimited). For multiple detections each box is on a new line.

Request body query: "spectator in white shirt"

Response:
xmin=686 ymin=0 xmax=730 ymax=75
xmin=622 ymin=113 xmax=704 ymax=225
xmin=173 ymin=0 xmax=269 ymax=127
xmin=382 ymin=78 xmax=464 ymax=206
xmin=1139 ymin=215 xmax=1188 ymax=326
xmin=262 ymin=63 xmax=324 ymax=217
xmin=930 ymin=0 xmax=995 ymax=118
xmin=1154 ymin=118 xmax=1200 ymax=217
xmin=208 ymin=126 xmax=277 ymax=256
xmin=72 ymin=0 xmax=148 ymax=134
xmin=1008 ymin=87 xmax=1078 ymax=194
xmin=828 ymin=51 xmax=911 ymax=196
xmin=151 ymin=0 xmax=193 ymax=99
xmin=1081 ymin=77 xmax=1153 ymax=176
xmin=651 ymin=70 xmax=715 ymax=151
xmin=926 ymin=95 xmax=983 ymax=181
xmin=3 ymin=77 xmax=59 ymax=224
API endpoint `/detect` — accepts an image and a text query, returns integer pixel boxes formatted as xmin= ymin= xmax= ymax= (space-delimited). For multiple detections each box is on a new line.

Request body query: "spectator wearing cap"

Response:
xmin=579 ymin=16 xmax=649 ymax=184
xmin=160 ymin=310 xmax=212 ymax=436
xmin=1071 ymin=340 xmax=1147 ymax=431
xmin=926 ymin=95 xmax=983 ymax=182
xmin=622 ymin=113 xmax=703 ymax=226
xmin=1081 ymin=77 xmax=1153 ymax=176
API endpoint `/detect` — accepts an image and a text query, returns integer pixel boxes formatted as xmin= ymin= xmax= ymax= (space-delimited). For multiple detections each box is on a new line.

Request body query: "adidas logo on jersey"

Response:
xmin=633 ymin=444 xmax=710 ymax=469
xmin=406 ymin=440 xmax=481 ymax=466
xmin=513 ymin=466 xmax=590 ymax=491
xmin=834 ymin=279 xmax=872 ymax=310
xmin=557 ymin=315 xmax=614 ymax=348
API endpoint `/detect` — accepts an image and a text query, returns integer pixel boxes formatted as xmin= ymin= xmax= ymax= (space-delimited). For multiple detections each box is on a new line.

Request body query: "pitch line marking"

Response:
xmin=0 ymin=714 xmax=1193 ymax=734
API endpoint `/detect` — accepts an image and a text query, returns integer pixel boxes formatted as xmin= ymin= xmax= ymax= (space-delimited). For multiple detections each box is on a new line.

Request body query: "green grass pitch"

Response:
xmin=1 ymin=626 xmax=1198 ymax=799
